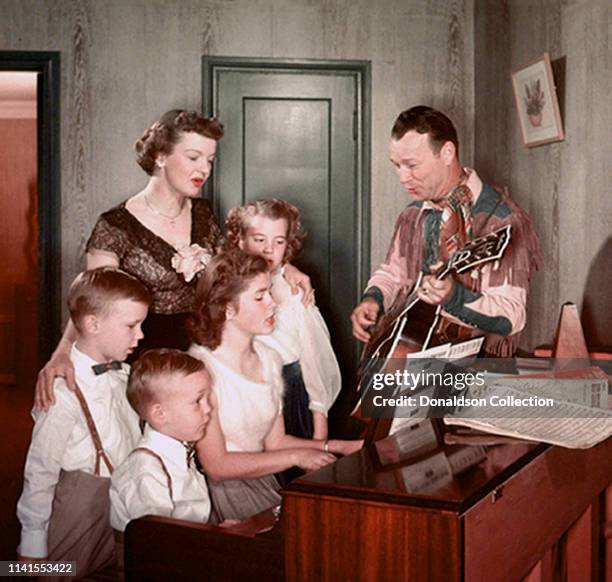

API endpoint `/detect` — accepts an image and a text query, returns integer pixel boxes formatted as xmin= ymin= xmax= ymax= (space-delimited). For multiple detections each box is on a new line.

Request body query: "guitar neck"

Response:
xmin=432 ymin=262 xmax=452 ymax=280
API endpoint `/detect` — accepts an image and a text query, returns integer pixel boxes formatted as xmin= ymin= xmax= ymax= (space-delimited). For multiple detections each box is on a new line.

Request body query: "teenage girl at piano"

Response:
xmin=224 ymin=198 xmax=341 ymax=443
xmin=189 ymin=249 xmax=361 ymax=521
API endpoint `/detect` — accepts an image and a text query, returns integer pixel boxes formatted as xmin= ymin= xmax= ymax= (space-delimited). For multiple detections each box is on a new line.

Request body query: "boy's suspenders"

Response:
xmin=73 ymin=383 xmax=114 ymax=475
xmin=129 ymin=448 xmax=174 ymax=501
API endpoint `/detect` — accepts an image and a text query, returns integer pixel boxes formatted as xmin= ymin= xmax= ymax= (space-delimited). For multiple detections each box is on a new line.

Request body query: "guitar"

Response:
xmin=356 ymin=224 xmax=512 ymax=404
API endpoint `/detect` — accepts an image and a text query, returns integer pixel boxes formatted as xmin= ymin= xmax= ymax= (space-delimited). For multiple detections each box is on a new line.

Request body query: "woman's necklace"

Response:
xmin=144 ymin=193 xmax=189 ymax=226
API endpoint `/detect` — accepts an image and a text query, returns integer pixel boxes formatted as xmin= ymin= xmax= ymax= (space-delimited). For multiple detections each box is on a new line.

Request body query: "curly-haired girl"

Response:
xmin=188 ymin=248 xmax=360 ymax=520
xmin=225 ymin=199 xmax=341 ymax=446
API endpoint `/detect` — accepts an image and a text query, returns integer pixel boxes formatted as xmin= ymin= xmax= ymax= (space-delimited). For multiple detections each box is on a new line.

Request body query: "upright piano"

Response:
xmin=283 ymin=422 xmax=611 ymax=581
xmin=126 ymin=421 xmax=611 ymax=581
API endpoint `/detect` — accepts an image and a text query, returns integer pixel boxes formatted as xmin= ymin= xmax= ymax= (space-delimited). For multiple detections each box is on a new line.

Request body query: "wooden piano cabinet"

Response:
xmin=124 ymin=513 xmax=283 ymax=581
xmin=282 ymin=435 xmax=612 ymax=582
xmin=283 ymin=494 xmax=461 ymax=581
xmin=464 ymin=442 xmax=610 ymax=582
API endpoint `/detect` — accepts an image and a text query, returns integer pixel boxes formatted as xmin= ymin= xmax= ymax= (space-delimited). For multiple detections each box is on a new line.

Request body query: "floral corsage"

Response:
xmin=171 ymin=244 xmax=214 ymax=282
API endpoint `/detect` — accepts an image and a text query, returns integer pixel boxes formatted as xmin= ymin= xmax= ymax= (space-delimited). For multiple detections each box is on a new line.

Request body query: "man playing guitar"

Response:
xmin=351 ymin=106 xmax=543 ymax=358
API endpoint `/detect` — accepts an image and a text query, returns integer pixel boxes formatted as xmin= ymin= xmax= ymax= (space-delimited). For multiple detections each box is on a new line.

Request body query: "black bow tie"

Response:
xmin=92 ymin=361 xmax=123 ymax=375
xmin=183 ymin=442 xmax=196 ymax=468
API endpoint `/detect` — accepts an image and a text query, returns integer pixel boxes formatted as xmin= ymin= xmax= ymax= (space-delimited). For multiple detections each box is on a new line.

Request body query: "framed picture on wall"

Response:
xmin=512 ymin=52 xmax=564 ymax=147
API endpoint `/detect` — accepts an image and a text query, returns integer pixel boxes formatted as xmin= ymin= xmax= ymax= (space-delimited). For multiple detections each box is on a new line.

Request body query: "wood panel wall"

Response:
xmin=0 ymin=0 xmax=475 ymax=332
xmin=3 ymin=1 xmax=611 ymax=352
xmin=475 ymin=0 xmax=612 ymax=349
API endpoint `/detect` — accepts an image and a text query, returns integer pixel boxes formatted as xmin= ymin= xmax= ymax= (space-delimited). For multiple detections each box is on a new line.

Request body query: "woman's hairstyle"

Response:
xmin=135 ymin=109 xmax=224 ymax=175
xmin=187 ymin=249 xmax=269 ymax=350
xmin=224 ymin=198 xmax=306 ymax=262
xmin=127 ymin=348 xmax=208 ymax=418
xmin=68 ymin=267 xmax=152 ymax=332
xmin=391 ymin=105 xmax=459 ymax=157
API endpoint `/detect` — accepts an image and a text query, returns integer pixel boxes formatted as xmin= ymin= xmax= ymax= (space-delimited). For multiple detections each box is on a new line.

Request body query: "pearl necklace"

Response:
xmin=144 ymin=194 xmax=190 ymax=226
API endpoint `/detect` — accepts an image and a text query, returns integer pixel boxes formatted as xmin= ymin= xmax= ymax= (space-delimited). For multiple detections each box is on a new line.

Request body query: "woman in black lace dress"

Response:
xmin=34 ymin=110 xmax=222 ymax=406
xmin=35 ymin=110 xmax=311 ymax=407
xmin=85 ymin=110 xmax=223 ymax=353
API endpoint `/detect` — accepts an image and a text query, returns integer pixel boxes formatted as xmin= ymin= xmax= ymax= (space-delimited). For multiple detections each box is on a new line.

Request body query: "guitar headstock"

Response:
xmin=444 ymin=224 xmax=512 ymax=275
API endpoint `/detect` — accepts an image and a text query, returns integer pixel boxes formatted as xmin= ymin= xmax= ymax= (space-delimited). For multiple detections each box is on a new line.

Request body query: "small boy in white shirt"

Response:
xmin=110 ymin=348 xmax=213 ymax=532
xmin=17 ymin=267 xmax=150 ymax=575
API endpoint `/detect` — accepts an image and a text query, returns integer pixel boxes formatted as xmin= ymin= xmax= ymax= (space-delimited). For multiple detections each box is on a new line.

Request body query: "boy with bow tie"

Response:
xmin=17 ymin=267 xmax=150 ymax=576
xmin=110 ymin=349 xmax=214 ymax=534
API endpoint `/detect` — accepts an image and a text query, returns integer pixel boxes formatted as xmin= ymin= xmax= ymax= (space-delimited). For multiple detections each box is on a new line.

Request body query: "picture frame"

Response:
xmin=511 ymin=52 xmax=564 ymax=147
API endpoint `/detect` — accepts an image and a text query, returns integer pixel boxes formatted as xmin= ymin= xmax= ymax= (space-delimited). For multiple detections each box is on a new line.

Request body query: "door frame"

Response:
xmin=0 ymin=51 xmax=61 ymax=364
xmin=201 ymin=55 xmax=371 ymax=296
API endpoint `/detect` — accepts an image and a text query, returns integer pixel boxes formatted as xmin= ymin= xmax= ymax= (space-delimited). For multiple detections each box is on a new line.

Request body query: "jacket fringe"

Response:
xmin=393 ymin=188 xmax=543 ymax=357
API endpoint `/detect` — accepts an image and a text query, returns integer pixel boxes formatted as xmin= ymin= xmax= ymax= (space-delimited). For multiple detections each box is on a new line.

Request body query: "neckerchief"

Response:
xmin=429 ymin=175 xmax=473 ymax=262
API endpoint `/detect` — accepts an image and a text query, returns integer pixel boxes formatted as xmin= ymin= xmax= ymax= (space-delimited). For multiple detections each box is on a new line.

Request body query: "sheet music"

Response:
xmin=405 ymin=343 xmax=451 ymax=360
xmin=446 ymin=445 xmax=487 ymax=475
xmin=489 ymin=377 xmax=609 ymax=409
xmin=403 ymin=337 xmax=483 ymax=362
xmin=394 ymin=420 xmax=439 ymax=454
xmin=389 ymin=415 xmax=423 ymax=434
xmin=382 ymin=339 xmax=488 ymax=427
xmin=447 ymin=337 xmax=485 ymax=360
xmin=376 ymin=420 xmax=439 ymax=466
xmin=444 ymin=383 xmax=612 ymax=449
xmin=400 ymin=451 xmax=453 ymax=494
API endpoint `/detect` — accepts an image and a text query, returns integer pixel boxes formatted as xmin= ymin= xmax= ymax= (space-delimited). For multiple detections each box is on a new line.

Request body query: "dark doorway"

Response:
xmin=202 ymin=57 xmax=370 ymax=409
xmin=0 ymin=71 xmax=38 ymax=388
xmin=0 ymin=51 xmax=61 ymax=367
xmin=0 ymin=50 xmax=60 ymax=560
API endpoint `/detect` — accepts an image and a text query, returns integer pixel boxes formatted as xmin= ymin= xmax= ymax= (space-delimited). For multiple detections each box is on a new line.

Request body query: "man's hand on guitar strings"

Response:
xmin=351 ymin=298 xmax=380 ymax=342
xmin=418 ymin=262 xmax=455 ymax=305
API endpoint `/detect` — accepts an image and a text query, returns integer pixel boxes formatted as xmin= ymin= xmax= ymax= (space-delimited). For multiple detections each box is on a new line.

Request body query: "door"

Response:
xmin=0 ymin=71 xmax=38 ymax=388
xmin=203 ymin=57 xmax=370 ymax=406
xmin=0 ymin=50 xmax=60 ymax=562
xmin=0 ymin=52 xmax=61 ymax=370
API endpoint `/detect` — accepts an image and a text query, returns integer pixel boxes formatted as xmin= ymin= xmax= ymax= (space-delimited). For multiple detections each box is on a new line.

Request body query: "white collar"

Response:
xmin=144 ymin=424 xmax=191 ymax=469
xmin=71 ymin=342 xmax=128 ymax=384
xmin=71 ymin=342 xmax=102 ymax=384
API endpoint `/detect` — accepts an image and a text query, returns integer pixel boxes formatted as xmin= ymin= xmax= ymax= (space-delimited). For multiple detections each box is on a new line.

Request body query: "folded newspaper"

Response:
xmin=443 ymin=378 xmax=612 ymax=449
